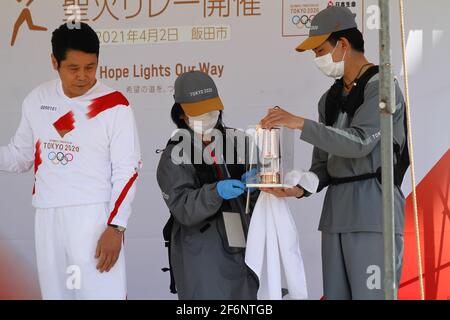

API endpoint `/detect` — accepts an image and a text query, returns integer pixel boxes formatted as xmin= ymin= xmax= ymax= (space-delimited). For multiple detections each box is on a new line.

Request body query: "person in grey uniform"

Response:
xmin=157 ymin=71 xmax=259 ymax=300
xmin=259 ymin=6 xmax=407 ymax=299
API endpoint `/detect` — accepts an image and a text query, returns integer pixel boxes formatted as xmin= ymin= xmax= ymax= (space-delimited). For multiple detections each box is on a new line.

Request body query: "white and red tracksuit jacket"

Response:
xmin=0 ymin=79 xmax=142 ymax=228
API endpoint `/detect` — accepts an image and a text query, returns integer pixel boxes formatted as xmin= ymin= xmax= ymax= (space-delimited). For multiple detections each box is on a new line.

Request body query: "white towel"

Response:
xmin=245 ymin=170 xmax=319 ymax=300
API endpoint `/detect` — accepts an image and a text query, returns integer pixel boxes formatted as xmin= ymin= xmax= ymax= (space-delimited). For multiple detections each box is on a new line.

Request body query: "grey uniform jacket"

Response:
xmin=156 ymin=129 xmax=258 ymax=300
xmin=301 ymin=74 xmax=406 ymax=235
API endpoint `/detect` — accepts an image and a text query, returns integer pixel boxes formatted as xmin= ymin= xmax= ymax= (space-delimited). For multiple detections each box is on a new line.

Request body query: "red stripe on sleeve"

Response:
xmin=33 ymin=140 xmax=42 ymax=195
xmin=87 ymin=91 xmax=129 ymax=119
xmin=107 ymin=172 xmax=139 ymax=225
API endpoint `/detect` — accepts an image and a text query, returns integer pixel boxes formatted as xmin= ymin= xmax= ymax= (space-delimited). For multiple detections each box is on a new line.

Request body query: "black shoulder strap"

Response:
xmin=161 ymin=215 xmax=177 ymax=294
xmin=393 ymin=106 xmax=410 ymax=186
xmin=326 ymin=66 xmax=411 ymax=187
xmin=324 ymin=79 xmax=344 ymax=126
xmin=325 ymin=65 xmax=379 ymax=126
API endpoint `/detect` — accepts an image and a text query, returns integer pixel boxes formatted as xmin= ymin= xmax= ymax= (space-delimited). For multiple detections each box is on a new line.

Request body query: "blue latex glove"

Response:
xmin=217 ymin=179 xmax=246 ymax=200
xmin=241 ymin=168 xmax=258 ymax=193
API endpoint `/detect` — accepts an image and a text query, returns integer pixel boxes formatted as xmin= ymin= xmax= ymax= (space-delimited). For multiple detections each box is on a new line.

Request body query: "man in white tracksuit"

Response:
xmin=0 ymin=23 xmax=141 ymax=299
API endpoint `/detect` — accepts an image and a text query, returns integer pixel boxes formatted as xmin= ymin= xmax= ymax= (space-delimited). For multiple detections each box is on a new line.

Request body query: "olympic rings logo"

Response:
xmin=48 ymin=152 xmax=74 ymax=166
xmin=292 ymin=14 xmax=316 ymax=29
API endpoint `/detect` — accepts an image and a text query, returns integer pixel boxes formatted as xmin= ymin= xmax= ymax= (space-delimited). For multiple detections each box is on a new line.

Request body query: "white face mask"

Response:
xmin=187 ymin=110 xmax=220 ymax=136
xmin=314 ymin=41 xmax=347 ymax=79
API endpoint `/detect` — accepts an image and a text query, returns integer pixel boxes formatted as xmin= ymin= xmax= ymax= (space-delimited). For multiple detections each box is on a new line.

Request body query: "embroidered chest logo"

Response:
xmin=43 ymin=141 xmax=80 ymax=166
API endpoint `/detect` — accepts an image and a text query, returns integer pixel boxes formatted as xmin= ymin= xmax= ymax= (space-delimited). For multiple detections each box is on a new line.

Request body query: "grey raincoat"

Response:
xmin=301 ymin=73 xmax=406 ymax=235
xmin=157 ymin=127 xmax=259 ymax=300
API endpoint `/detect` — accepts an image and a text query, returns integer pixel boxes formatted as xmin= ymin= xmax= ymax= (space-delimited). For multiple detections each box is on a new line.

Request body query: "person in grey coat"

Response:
xmin=259 ymin=6 xmax=407 ymax=299
xmin=157 ymin=71 xmax=259 ymax=300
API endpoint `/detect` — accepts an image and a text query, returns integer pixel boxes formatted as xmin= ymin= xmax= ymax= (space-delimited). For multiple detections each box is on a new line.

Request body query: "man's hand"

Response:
xmin=95 ymin=226 xmax=123 ymax=273
xmin=260 ymin=107 xmax=305 ymax=130
xmin=259 ymin=186 xmax=305 ymax=198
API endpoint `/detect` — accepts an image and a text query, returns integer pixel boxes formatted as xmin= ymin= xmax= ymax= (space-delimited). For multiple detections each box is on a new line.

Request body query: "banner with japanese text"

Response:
xmin=0 ymin=0 xmax=449 ymax=299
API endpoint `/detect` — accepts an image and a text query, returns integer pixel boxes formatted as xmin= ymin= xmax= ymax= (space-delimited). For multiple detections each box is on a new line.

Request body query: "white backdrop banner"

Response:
xmin=0 ymin=0 xmax=449 ymax=299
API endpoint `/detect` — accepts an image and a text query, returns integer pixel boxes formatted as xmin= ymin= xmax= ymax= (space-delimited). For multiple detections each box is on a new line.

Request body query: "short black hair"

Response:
xmin=170 ymin=103 xmax=223 ymax=129
xmin=327 ymin=28 xmax=365 ymax=53
xmin=51 ymin=22 xmax=100 ymax=67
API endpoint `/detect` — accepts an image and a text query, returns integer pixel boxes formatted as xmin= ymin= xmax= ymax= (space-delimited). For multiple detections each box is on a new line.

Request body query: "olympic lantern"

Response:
xmin=245 ymin=125 xmax=295 ymax=188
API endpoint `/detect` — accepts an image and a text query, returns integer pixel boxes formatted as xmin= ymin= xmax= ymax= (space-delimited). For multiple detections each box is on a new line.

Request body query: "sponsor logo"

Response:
xmin=40 ymin=105 xmax=57 ymax=112
xmin=282 ymin=0 xmax=364 ymax=37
